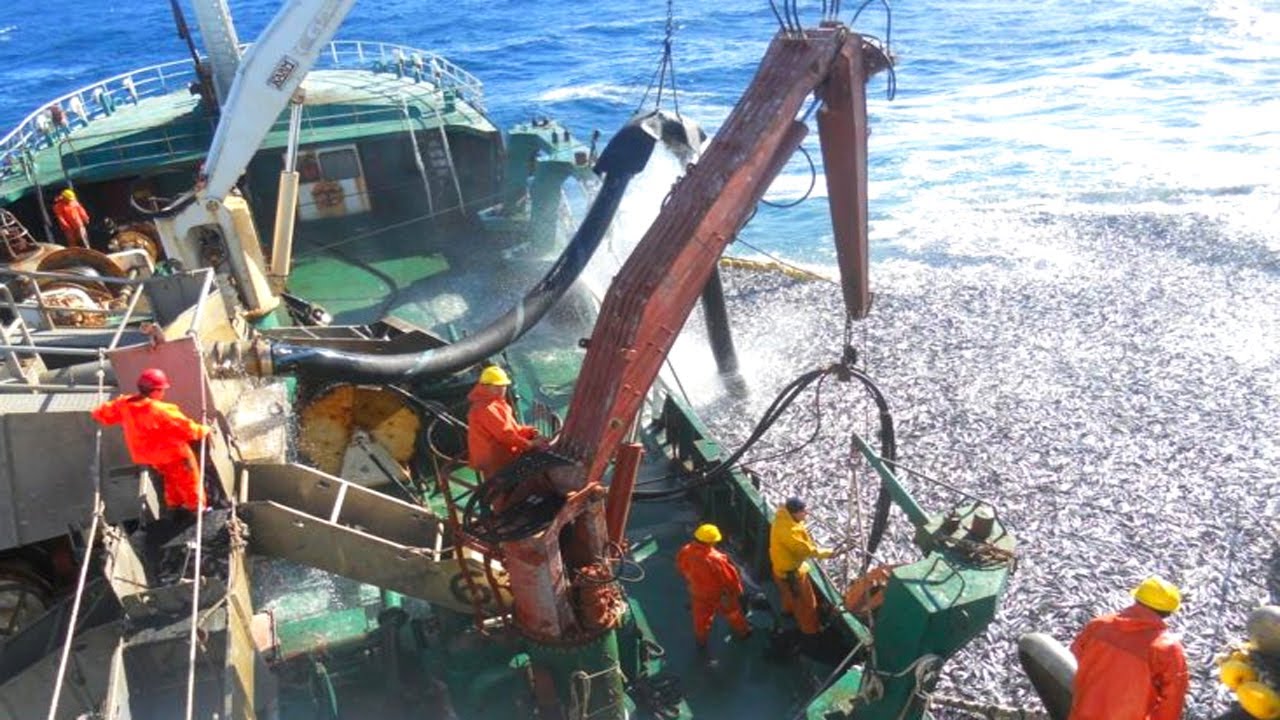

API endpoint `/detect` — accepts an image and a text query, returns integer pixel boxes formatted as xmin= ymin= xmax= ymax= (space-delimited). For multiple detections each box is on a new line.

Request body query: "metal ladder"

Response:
xmin=0 ymin=288 xmax=43 ymax=385
xmin=424 ymin=414 xmax=512 ymax=629
xmin=426 ymin=101 xmax=466 ymax=212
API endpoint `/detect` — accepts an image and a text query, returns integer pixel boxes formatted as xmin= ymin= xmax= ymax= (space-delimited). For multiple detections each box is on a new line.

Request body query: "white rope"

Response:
xmin=184 ymin=340 xmax=211 ymax=720
xmin=45 ymin=350 xmax=107 ymax=720
xmin=401 ymin=97 xmax=435 ymax=215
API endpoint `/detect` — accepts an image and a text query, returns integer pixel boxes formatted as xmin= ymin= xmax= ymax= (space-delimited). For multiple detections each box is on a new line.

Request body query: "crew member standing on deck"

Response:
xmin=1068 ymin=575 xmax=1189 ymax=720
xmin=676 ymin=523 xmax=752 ymax=651
xmin=91 ymin=368 xmax=212 ymax=513
xmin=769 ymin=496 xmax=834 ymax=635
xmin=466 ymin=365 xmax=544 ymax=478
xmin=52 ymin=188 xmax=90 ymax=248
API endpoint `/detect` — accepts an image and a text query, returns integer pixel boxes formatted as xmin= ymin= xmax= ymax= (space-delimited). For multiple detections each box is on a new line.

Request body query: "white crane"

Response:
xmin=155 ymin=0 xmax=357 ymax=317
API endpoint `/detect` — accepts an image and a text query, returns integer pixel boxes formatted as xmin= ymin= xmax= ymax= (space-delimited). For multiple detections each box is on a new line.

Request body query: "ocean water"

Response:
xmin=3 ymin=0 xmax=1279 ymax=717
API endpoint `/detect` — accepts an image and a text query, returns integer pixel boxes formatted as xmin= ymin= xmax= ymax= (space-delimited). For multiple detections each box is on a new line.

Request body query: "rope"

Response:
xmin=719 ymin=255 xmax=831 ymax=283
xmin=401 ymin=98 xmax=435 ymax=215
xmin=184 ymin=339 xmax=211 ymax=720
xmin=45 ymin=350 xmax=108 ymax=720
xmin=729 ymin=238 xmax=834 ymax=284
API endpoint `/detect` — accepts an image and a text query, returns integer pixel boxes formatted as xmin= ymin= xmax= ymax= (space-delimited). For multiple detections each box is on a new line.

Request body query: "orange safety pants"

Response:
xmin=690 ymin=594 xmax=750 ymax=646
xmin=153 ymin=446 xmax=203 ymax=512
xmin=774 ymin=572 xmax=821 ymax=634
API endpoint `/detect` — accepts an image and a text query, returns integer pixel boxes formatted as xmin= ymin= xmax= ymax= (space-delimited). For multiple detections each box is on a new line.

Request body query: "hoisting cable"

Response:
xmin=184 ymin=340 xmax=211 ymax=720
xmin=849 ymin=0 xmax=896 ymax=101
xmin=45 ymin=350 xmax=109 ymax=720
xmin=767 ymin=0 xmax=789 ymax=34
xmin=635 ymin=0 xmax=683 ymax=119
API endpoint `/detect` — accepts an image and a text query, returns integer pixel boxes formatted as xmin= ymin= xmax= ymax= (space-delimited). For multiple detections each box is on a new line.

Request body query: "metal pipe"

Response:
xmin=849 ymin=431 xmax=928 ymax=529
xmin=0 ymin=382 xmax=114 ymax=393
xmin=109 ymin=280 xmax=146 ymax=349
xmin=699 ymin=264 xmax=741 ymax=377
xmin=0 ymin=344 xmax=104 ymax=357
xmin=270 ymin=100 xmax=304 ymax=282
xmin=0 ymin=268 xmax=149 ymax=285
xmin=188 ymin=268 xmax=216 ymax=336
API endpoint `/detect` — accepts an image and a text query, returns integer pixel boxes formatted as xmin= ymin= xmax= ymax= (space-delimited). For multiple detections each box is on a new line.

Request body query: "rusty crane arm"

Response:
xmin=560 ymin=25 xmax=887 ymax=489
xmin=491 ymin=25 xmax=890 ymax=643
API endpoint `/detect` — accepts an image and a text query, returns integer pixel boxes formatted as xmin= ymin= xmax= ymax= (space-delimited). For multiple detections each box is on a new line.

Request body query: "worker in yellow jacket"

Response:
xmin=769 ymin=496 xmax=833 ymax=635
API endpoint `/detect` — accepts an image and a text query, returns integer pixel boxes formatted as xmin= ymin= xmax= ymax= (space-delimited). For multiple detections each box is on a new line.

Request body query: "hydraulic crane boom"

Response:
xmin=494 ymin=24 xmax=890 ymax=643
xmin=201 ymin=0 xmax=356 ymax=204
xmin=153 ymin=0 xmax=357 ymax=316
xmin=560 ymin=25 xmax=887 ymax=489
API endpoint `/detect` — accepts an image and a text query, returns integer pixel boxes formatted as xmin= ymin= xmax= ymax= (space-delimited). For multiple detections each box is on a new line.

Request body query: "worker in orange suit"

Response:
xmin=769 ymin=496 xmax=834 ymax=635
xmin=1068 ymin=575 xmax=1189 ymax=720
xmin=676 ymin=523 xmax=752 ymax=651
xmin=91 ymin=368 xmax=212 ymax=513
xmin=52 ymin=188 xmax=90 ymax=248
xmin=466 ymin=365 xmax=543 ymax=478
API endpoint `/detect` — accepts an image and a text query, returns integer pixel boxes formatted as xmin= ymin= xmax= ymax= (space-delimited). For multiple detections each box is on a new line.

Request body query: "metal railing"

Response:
xmin=0 ymin=268 xmax=215 ymax=376
xmin=0 ymin=40 xmax=485 ymax=181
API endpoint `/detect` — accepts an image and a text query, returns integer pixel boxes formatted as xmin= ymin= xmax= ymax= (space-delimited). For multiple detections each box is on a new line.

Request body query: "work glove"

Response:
xmin=817 ymin=548 xmax=836 ymax=559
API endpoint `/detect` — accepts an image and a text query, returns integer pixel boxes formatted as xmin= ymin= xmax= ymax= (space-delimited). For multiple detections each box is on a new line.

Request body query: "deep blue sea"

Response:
xmin=3 ymin=0 xmax=1277 ymax=266
xmin=3 ymin=1 xmax=1279 ymax=715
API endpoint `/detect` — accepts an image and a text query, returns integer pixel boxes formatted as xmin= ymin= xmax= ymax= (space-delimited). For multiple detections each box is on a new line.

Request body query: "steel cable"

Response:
xmin=45 ymin=349 xmax=108 ymax=720
xmin=184 ymin=339 xmax=211 ymax=720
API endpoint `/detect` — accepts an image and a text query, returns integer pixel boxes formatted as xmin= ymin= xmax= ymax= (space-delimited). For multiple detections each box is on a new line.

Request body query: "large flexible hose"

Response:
xmin=266 ymin=112 xmax=686 ymax=384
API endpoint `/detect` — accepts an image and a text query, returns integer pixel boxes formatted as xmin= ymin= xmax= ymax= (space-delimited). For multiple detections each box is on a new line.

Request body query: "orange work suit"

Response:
xmin=1068 ymin=604 xmax=1188 ymax=720
xmin=466 ymin=384 xmax=537 ymax=477
xmin=675 ymin=540 xmax=750 ymax=646
xmin=91 ymin=394 xmax=210 ymax=511
xmin=769 ymin=507 xmax=824 ymax=634
xmin=52 ymin=196 xmax=89 ymax=247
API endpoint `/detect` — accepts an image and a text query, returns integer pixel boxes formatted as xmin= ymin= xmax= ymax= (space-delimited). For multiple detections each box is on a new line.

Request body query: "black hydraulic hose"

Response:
xmin=127 ymin=177 xmax=197 ymax=219
xmin=633 ymin=365 xmax=835 ymax=501
xmin=268 ymin=169 xmax=635 ymax=384
xmin=845 ymin=366 xmax=898 ymax=572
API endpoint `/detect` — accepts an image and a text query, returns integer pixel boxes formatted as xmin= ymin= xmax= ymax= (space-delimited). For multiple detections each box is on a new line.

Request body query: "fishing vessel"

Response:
xmin=0 ymin=1 xmax=1016 ymax=718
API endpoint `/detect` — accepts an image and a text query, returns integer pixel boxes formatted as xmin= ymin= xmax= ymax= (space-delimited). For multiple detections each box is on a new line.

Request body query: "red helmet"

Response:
xmin=137 ymin=368 xmax=170 ymax=393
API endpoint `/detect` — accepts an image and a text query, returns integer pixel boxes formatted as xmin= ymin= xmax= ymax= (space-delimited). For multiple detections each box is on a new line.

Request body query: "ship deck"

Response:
xmin=254 ymin=219 xmax=868 ymax=719
xmin=1 ymin=45 xmax=495 ymax=204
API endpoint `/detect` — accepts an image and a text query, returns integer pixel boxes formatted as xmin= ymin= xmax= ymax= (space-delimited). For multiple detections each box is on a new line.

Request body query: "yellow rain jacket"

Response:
xmin=769 ymin=507 xmax=827 ymax=577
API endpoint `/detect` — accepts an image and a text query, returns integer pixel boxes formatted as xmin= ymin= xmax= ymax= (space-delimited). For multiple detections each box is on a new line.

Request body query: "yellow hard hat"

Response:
xmin=1237 ymin=681 xmax=1280 ymax=720
xmin=1132 ymin=576 xmax=1181 ymax=613
xmin=59 ymin=189 xmax=76 ymax=200
xmin=478 ymin=365 xmax=511 ymax=386
xmin=694 ymin=524 xmax=722 ymax=544
xmin=1221 ymin=657 xmax=1258 ymax=690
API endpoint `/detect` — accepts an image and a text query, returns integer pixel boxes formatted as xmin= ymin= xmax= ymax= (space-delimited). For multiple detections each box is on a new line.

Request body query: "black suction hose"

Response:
xmin=267 ymin=113 xmax=674 ymax=384
xmin=269 ymin=171 xmax=632 ymax=383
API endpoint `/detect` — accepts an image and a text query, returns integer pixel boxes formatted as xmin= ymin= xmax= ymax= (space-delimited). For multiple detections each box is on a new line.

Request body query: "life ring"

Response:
xmin=843 ymin=563 xmax=898 ymax=617
xmin=311 ymin=180 xmax=344 ymax=210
